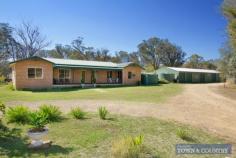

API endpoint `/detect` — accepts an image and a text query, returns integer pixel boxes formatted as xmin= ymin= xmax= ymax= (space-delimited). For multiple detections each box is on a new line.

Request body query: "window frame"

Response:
xmin=27 ymin=67 xmax=43 ymax=79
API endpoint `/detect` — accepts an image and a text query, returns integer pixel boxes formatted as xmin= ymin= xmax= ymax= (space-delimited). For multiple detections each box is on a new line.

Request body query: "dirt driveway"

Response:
xmin=7 ymin=83 xmax=236 ymax=144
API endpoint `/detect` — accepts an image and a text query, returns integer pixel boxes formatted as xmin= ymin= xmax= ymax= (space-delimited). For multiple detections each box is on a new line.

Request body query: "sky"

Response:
xmin=0 ymin=0 xmax=227 ymax=59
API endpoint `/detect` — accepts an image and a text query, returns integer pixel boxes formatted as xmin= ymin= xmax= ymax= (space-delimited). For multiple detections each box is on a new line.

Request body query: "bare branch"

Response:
xmin=14 ymin=21 xmax=50 ymax=58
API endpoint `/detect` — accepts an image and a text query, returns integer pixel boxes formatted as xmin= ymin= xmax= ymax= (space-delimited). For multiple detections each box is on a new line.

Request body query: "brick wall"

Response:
xmin=12 ymin=59 xmax=53 ymax=89
xmin=122 ymin=66 xmax=142 ymax=85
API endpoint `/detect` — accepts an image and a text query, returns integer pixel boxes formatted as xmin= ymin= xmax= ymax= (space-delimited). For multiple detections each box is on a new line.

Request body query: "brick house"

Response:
xmin=10 ymin=56 xmax=143 ymax=90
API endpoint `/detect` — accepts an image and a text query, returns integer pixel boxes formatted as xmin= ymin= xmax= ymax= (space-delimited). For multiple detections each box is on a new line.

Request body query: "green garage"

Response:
xmin=156 ymin=67 xmax=220 ymax=83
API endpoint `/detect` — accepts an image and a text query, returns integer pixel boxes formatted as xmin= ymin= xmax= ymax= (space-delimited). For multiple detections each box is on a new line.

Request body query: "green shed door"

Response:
xmin=185 ymin=72 xmax=192 ymax=83
xmin=192 ymin=73 xmax=200 ymax=83
xmin=204 ymin=73 xmax=212 ymax=83
xmin=212 ymin=74 xmax=216 ymax=82
xmin=200 ymin=73 xmax=205 ymax=82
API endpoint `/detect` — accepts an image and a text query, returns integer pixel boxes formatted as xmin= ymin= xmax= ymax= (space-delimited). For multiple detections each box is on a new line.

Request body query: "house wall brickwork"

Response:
xmin=11 ymin=59 xmax=53 ymax=89
xmin=122 ymin=66 xmax=142 ymax=85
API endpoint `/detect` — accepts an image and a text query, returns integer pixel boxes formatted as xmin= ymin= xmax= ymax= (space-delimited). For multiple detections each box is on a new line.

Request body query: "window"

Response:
xmin=28 ymin=68 xmax=35 ymax=78
xmin=107 ymin=71 xmax=112 ymax=78
xmin=28 ymin=68 xmax=42 ymax=79
xmin=59 ymin=69 xmax=70 ymax=79
xmin=36 ymin=69 xmax=42 ymax=78
xmin=128 ymin=72 xmax=132 ymax=79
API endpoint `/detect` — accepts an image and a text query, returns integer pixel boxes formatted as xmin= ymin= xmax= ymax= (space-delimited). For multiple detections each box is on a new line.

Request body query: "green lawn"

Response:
xmin=0 ymin=113 xmax=226 ymax=158
xmin=0 ymin=84 xmax=182 ymax=103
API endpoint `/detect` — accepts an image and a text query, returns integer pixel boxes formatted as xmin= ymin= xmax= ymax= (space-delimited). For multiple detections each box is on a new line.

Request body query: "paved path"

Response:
xmin=7 ymin=83 xmax=236 ymax=145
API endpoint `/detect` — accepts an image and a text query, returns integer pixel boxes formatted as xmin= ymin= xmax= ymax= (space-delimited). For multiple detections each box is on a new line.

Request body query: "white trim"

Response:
xmin=167 ymin=67 xmax=220 ymax=74
xmin=27 ymin=67 xmax=43 ymax=79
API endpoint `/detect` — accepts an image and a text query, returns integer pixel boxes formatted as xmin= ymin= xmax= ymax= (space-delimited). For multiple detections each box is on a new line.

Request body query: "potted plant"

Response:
xmin=92 ymin=78 xmax=96 ymax=87
xmin=81 ymin=78 xmax=85 ymax=88
xmin=27 ymin=111 xmax=48 ymax=148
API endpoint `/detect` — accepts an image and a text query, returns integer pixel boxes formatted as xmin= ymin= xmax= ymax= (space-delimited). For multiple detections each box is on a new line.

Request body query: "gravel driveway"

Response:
xmin=7 ymin=83 xmax=236 ymax=145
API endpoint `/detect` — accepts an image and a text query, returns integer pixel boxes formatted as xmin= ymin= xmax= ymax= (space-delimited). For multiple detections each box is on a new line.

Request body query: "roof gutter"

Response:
xmin=53 ymin=64 xmax=123 ymax=70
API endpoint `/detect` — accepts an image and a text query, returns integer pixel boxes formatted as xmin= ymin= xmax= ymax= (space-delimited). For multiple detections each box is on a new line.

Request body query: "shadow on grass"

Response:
xmin=20 ymin=84 xmax=162 ymax=93
xmin=181 ymin=136 xmax=200 ymax=143
xmin=106 ymin=117 xmax=117 ymax=121
xmin=74 ymin=117 xmax=91 ymax=120
xmin=176 ymin=128 xmax=199 ymax=143
xmin=0 ymin=125 xmax=73 ymax=157
xmin=32 ymin=145 xmax=73 ymax=157
xmin=50 ymin=116 xmax=69 ymax=122
xmin=181 ymin=136 xmax=199 ymax=143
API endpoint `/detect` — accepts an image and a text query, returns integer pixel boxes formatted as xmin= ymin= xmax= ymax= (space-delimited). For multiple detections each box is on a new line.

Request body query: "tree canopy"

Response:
xmin=183 ymin=54 xmax=217 ymax=70
xmin=138 ymin=37 xmax=186 ymax=70
xmin=220 ymin=0 xmax=236 ymax=82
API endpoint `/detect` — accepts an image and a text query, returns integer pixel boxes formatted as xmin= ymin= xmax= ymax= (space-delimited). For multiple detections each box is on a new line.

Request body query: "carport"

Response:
xmin=156 ymin=67 xmax=220 ymax=83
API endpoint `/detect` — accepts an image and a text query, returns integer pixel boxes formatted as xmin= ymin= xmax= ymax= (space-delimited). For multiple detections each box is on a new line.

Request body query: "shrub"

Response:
xmin=98 ymin=106 xmax=108 ymax=120
xmin=176 ymin=128 xmax=191 ymax=141
xmin=0 ymin=102 xmax=6 ymax=114
xmin=112 ymin=135 xmax=144 ymax=158
xmin=133 ymin=135 xmax=144 ymax=146
xmin=29 ymin=111 xmax=48 ymax=132
xmin=70 ymin=107 xmax=86 ymax=119
xmin=6 ymin=106 xmax=30 ymax=124
xmin=39 ymin=104 xmax=62 ymax=122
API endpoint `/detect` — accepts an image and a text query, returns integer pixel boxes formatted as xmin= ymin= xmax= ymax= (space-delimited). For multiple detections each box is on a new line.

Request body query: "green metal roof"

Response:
xmin=43 ymin=57 xmax=129 ymax=69
xmin=53 ymin=64 xmax=123 ymax=70
xmin=11 ymin=56 xmax=143 ymax=69
xmin=44 ymin=58 xmax=119 ymax=67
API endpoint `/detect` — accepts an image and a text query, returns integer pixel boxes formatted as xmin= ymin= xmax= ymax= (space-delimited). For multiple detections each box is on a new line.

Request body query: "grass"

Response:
xmin=0 ymin=84 xmax=182 ymax=103
xmin=0 ymin=113 xmax=227 ymax=158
